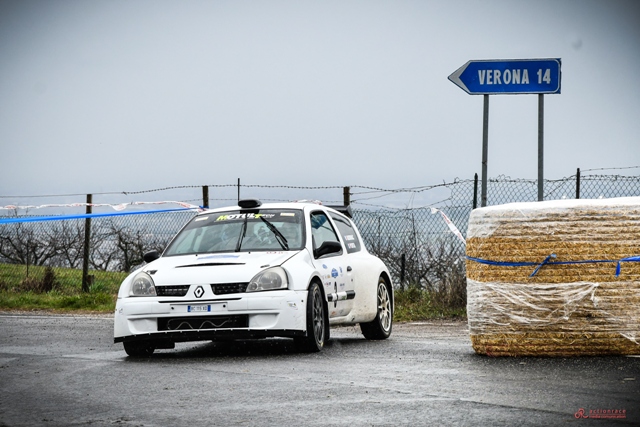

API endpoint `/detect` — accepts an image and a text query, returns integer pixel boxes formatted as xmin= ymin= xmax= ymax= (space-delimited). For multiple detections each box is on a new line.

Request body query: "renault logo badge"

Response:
xmin=194 ymin=286 xmax=205 ymax=298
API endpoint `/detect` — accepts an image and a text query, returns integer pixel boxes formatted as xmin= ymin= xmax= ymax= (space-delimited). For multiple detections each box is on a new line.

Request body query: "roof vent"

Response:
xmin=238 ymin=199 xmax=262 ymax=209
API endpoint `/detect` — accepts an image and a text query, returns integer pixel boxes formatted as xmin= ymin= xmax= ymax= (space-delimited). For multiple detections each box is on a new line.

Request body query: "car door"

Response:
xmin=309 ymin=210 xmax=355 ymax=320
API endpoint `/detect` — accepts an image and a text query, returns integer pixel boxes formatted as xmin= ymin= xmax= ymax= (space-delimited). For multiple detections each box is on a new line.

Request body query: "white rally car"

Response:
xmin=114 ymin=199 xmax=393 ymax=356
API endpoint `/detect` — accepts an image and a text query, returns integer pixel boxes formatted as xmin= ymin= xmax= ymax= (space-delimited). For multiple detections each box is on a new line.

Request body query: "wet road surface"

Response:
xmin=0 ymin=313 xmax=638 ymax=426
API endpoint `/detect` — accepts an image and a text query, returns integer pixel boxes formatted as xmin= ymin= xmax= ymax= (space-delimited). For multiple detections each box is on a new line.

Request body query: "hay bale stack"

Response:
xmin=466 ymin=197 xmax=640 ymax=356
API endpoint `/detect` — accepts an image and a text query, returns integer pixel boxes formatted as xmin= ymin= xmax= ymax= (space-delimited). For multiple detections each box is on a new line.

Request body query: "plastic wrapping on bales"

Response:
xmin=466 ymin=197 xmax=640 ymax=356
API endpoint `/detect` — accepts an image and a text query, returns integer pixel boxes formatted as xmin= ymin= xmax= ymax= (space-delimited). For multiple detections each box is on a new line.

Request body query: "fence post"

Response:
xmin=81 ymin=194 xmax=92 ymax=293
xmin=473 ymin=173 xmax=478 ymax=209
xmin=343 ymin=186 xmax=350 ymax=206
xmin=237 ymin=178 xmax=240 ymax=202
xmin=400 ymin=253 xmax=406 ymax=290
xmin=576 ymin=168 xmax=581 ymax=199
xmin=26 ymin=236 xmax=31 ymax=278
xmin=202 ymin=185 xmax=209 ymax=209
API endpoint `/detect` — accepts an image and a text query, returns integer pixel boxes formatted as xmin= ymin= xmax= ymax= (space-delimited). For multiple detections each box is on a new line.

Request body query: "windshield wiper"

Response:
xmin=235 ymin=215 xmax=249 ymax=252
xmin=259 ymin=216 xmax=289 ymax=250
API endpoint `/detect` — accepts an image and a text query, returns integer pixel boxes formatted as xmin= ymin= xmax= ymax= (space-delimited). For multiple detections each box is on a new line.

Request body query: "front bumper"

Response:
xmin=114 ymin=289 xmax=307 ymax=344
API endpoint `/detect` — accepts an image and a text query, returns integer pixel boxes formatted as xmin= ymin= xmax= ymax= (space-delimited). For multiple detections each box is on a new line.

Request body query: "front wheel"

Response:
xmin=360 ymin=277 xmax=393 ymax=340
xmin=295 ymin=282 xmax=327 ymax=353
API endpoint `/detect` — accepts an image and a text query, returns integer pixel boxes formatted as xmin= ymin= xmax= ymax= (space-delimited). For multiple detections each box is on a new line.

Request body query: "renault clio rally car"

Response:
xmin=114 ymin=199 xmax=393 ymax=356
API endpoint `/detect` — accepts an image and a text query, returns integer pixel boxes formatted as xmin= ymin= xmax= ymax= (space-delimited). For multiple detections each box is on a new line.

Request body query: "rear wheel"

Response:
xmin=295 ymin=282 xmax=327 ymax=353
xmin=360 ymin=277 xmax=393 ymax=340
xmin=123 ymin=341 xmax=155 ymax=357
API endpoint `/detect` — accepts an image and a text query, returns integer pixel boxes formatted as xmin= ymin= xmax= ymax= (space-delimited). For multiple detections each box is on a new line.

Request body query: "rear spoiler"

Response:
xmin=327 ymin=205 xmax=353 ymax=218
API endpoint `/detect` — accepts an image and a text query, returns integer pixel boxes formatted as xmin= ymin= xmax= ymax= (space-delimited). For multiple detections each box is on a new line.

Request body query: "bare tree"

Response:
xmin=45 ymin=220 xmax=85 ymax=268
xmin=87 ymin=219 xmax=168 ymax=272
xmin=361 ymin=206 xmax=467 ymax=309
xmin=0 ymin=220 xmax=57 ymax=268
xmin=113 ymin=224 xmax=147 ymax=272
xmin=88 ymin=223 xmax=118 ymax=271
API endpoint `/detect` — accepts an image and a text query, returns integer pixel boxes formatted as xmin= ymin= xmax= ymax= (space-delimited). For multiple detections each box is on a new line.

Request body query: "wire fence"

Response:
xmin=352 ymin=172 xmax=640 ymax=289
xmin=1 ymin=171 xmax=639 ymax=293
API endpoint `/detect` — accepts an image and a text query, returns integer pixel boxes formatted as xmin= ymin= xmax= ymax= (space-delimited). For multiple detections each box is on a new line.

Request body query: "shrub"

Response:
xmin=19 ymin=276 xmax=42 ymax=293
xmin=429 ymin=257 xmax=466 ymax=310
xmin=41 ymin=266 xmax=59 ymax=293
xmin=18 ymin=266 xmax=60 ymax=293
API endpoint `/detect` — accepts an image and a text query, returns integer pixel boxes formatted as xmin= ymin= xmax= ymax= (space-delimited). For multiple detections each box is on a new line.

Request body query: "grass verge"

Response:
xmin=0 ymin=287 xmax=466 ymax=319
xmin=0 ymin=263 xmax=125 ymax=314
xmin=393 ymin=286 xmax=466 ymax=321
xmin=1 ymin=264 xmax=466 ymax=319
xmin=0 ymin=290 xmax=116 ymax=313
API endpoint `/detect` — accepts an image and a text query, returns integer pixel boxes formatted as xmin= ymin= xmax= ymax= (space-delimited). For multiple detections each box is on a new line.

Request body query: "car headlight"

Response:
xmin=247 ymin=267 xmax=288 ymax=292
xmin=129 ymin=271 xmax=157 ymax=297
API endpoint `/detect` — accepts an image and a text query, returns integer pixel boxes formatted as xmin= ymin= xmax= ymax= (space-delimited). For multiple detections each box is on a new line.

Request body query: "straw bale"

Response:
xmin=470 ymin=332 xmax=639 ymax=357
xmin=466 ymin=197 xmax=640 ymax=356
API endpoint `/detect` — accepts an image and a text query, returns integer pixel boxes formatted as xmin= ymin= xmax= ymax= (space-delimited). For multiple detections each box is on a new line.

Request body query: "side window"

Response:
xmin=310 ymin=211 xmax=341 ymax=251
xmin=330 ymin=213 xmax=362 ymax=254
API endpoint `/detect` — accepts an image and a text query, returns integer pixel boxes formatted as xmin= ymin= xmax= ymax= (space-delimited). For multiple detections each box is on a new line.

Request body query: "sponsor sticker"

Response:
xmin=215 ymin=213 xmax=275 ymax=221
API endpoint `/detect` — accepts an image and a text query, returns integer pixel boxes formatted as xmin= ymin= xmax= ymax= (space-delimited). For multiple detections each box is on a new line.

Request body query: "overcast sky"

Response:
xmin=0 ymin=0 xmax=638 ymax=207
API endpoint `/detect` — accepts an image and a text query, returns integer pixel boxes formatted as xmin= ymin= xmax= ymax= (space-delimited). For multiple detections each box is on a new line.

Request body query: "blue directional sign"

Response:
xmin=449 ymin=58 xmax=561 ymax=95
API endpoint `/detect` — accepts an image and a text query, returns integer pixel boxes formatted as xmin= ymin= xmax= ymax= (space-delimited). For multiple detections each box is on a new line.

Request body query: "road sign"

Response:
xmin=448 ymin=58 xmax=561 ymax=95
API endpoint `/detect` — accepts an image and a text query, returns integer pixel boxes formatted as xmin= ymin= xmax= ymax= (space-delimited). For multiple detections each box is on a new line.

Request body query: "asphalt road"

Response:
xmin=0 ymin=313 xmax=638 ymax=427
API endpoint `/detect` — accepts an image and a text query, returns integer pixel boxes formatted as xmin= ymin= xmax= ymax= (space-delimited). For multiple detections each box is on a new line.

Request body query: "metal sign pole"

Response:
xmin=449 ymin=58 xmax=560 ymax=206
xmin=538 ymin=94 xmax=544 ymax=201
xmin=481 ymin=94 xmax=489 ymax=207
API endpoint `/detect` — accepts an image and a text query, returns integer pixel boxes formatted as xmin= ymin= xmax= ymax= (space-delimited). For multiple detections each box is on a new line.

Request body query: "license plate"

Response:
xmin=188 ymin=305 xmax=211 ymax=313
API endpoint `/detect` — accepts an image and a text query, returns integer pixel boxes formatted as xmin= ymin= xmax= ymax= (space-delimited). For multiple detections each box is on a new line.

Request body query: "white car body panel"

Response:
xmin=113 ymin=201 xmax=393 ymax=350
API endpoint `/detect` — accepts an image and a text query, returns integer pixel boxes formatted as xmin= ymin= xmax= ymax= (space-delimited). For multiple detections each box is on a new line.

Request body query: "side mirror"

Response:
xmin=314 ymin=241 xmax=342 ymax=258
xmin=143 ymin=250 xmax=161 ymax=263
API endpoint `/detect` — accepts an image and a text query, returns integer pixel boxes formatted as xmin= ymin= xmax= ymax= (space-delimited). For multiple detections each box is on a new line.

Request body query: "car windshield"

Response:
xmin=164 ymin=209 xmax=305 ymax=256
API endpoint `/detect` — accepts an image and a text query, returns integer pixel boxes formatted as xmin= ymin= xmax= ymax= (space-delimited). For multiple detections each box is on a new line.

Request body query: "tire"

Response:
xmin=295 ymin=282 xmax=327 ymax=353
xmin=360 ymin=277 xmax=393 ymax=340
xmin=123 ymin=341 xmax=155 ymax=357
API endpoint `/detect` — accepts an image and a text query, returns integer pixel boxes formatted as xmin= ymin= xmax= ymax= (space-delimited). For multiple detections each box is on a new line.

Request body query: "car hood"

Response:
xmin=143 ymin=251 xmax=298 ymax=285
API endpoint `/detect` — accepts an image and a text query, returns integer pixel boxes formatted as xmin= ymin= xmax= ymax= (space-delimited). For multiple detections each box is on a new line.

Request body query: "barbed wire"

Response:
xmin=581 ymin=165 xmax=640 ymax=173
xmin=1 ymin=173 xmax=638 ymax=202
xmin=0 ymin=181 xmax=460 ymax=199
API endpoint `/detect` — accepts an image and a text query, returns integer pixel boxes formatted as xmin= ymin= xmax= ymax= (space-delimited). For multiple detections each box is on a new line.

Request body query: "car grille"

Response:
xmin=158 ymin=315 xmax=249 ymax=331
xmin=211 ymin=282 xmax=249 ymax=295
xmin=156 ymin=285 xmax=190 ymax=297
